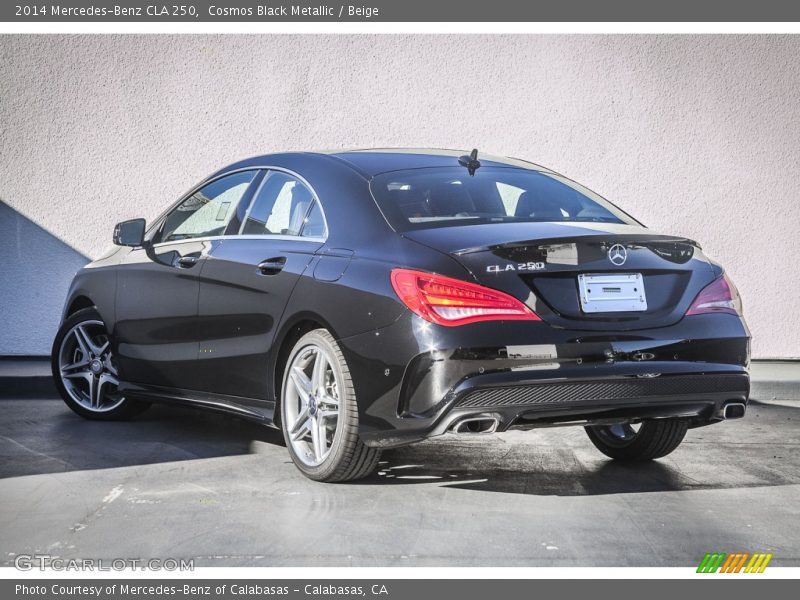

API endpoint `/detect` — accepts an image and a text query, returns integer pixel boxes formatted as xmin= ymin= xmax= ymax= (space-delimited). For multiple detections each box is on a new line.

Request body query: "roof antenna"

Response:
xmin=458 ymin=148 xmax=481 ymax=176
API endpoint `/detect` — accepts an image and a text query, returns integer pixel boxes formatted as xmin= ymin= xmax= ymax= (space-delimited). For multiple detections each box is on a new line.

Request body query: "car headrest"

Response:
xmin=388 ymin=188 xmax=431 ymax=219
xmin=291 ymin=183 xmax=313 ymax=206
xmin=515 ymin=191 xmax=564 ymax=221
xmin=430 ymin=184 xmax=475 ymax=216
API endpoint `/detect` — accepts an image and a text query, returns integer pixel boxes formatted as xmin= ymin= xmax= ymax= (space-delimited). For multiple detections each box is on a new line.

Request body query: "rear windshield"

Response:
xmin=370 ymin=167 xmax=638 ymax=232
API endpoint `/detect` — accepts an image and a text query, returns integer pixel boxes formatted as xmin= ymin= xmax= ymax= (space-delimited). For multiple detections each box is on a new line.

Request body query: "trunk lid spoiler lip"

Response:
xmin=450 ymin=233 xmax=700 ymax=256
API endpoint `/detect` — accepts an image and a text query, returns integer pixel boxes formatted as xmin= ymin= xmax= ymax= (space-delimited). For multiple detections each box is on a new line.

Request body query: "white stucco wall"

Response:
xmin=0 ymin=34 xmax=798 ymax=357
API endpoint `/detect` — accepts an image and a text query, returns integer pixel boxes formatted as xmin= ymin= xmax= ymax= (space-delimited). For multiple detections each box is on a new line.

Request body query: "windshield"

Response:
xmin=370 ymin=167 xmax=638 ymax=232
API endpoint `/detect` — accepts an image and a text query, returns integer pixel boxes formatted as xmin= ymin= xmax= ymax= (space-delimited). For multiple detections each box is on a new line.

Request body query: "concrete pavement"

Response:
xmin=1 ymin=384 xmax=798 ymax=567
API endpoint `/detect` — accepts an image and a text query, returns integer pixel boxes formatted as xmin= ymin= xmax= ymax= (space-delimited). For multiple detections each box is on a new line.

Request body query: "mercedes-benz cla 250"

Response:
xmin=53 ymin=149 xmax=750 ymax=481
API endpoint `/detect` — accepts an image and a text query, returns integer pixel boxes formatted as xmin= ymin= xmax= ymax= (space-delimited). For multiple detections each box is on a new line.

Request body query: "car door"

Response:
xmin=114 ymin=170 xmax=260 ymax=390
xmin=194 ymin=169 xmax=328 ymax=402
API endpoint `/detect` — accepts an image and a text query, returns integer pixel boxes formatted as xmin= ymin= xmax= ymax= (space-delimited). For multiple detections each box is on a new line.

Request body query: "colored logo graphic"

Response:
xmin=697 ymin=552 xmax=773 ymax=573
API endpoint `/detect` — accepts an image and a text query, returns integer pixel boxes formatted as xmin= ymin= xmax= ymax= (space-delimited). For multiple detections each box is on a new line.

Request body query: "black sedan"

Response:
xmin=52 ymin=149 xmax=750 ymax=482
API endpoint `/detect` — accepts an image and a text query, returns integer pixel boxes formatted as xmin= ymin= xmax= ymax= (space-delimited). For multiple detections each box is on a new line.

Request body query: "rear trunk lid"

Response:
xmin=403 ymin=222 xmax=716 ymax=331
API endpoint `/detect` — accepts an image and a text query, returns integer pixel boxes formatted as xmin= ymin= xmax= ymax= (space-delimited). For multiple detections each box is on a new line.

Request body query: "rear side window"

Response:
xmin=301 ymin=201 xmax=327 ymax=238
xmin=370 ymin=167 xmax=637 ymax=232
xmin=240 ymin=171 xmax=325 ymax=238
xmin=156 ymin=171 xmax=256 ymax=243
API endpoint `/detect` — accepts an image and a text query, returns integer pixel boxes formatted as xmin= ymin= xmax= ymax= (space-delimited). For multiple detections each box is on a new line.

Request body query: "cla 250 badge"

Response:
xmin=487 ymin=262 xmax=546 ymax=273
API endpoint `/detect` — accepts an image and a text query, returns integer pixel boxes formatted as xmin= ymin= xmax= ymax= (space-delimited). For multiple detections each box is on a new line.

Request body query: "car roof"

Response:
xmin=325 ymin=148 xmax=554 ymax=178
xmin=217 ymin=148 xmax=554 ymax=181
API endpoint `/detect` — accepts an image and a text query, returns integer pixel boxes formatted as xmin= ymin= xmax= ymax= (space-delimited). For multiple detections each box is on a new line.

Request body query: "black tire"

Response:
xmin=51 ymin=307 xmax=150 ymax=421
xmin=585 ymin=419 xmax=688 ymax=461
xmin=280 ymin=329 xmax=380 ymax=482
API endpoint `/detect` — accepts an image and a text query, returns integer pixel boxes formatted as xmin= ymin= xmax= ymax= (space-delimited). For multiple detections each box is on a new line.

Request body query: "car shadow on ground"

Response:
xmin=362 ymin=449 xmax=800 ymax=496
xmin=357 ymin=398 xmax=800 ymax=495
xmin=0 ymin=401 xmax=284 ymax=479
xmin=361 ymin=457 xmax=718 ymax=496
xmin=2 ymin=399 xmax=798 ymax=497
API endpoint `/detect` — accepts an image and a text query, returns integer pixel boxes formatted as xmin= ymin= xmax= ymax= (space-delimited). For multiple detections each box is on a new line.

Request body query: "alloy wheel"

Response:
xmin=58 ymin=320 xmax=124 ymax=412
xmin=283 ymin=344 xmax=342 ymax=467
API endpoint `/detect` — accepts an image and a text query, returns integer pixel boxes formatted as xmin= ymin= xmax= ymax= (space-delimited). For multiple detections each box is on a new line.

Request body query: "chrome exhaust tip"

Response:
xmin=721 ymin=402 xmax=746 ymax=420
xmin=450 ymin=417 xmax=499 ymax=434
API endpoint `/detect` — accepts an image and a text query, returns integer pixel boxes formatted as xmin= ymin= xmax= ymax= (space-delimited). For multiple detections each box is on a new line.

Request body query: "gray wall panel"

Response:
xmin=0 ymin=35 xmax=798 ymax=356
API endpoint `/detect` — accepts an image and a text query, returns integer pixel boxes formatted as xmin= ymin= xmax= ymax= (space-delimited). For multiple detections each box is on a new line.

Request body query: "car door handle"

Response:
xmin=257 ymin=257 xmax=287 ymax=275
xmin=177 ymin=256 xmax=199 ymax=268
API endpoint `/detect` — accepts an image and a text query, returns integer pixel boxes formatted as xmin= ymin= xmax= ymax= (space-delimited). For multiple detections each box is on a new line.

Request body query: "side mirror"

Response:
xmin=113 ymin=218 xmax=146 ymax=247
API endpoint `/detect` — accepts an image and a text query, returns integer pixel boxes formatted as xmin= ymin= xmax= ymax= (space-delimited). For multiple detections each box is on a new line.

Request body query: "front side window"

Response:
xmin=370 ymin=167 xmax=638 ymax=232
xmin=240 ymin=171 xmax=325 ymax=238
xmin=157 ymin=171 xmax=256 ymax=243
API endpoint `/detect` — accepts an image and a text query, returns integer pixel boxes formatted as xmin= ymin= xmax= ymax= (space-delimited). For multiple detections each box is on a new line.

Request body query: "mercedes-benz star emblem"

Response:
xmin=608 ymin=243 xmax=627 ymax=266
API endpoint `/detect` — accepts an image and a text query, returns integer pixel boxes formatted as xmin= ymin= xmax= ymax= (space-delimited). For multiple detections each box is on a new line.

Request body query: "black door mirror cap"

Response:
xmin=113 ymin=218 xmax=146 ymax=247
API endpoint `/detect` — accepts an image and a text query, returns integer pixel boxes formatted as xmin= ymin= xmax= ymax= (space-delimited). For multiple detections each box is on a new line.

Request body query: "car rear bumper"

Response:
xmin=359 ymin=366 xmax=749 ymax=448
xmin=338 ymin=312 xmax=751 ymax=448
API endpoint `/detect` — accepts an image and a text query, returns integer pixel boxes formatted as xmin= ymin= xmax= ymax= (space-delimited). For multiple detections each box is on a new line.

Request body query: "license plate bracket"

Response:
xmin=578 ymin=273 xmax=647 ymax=313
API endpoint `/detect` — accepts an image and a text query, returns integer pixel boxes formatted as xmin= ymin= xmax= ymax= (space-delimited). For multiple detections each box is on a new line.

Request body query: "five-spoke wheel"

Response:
xmin=58 ymin=319 xmax=122 ymax=412
xmin=281 ymin=329 xmax=380 ymax=481
xmin=52 ymin=308 xmax=149 ymax=420
xmin=284 ymin=343 xmax=341 ymax=466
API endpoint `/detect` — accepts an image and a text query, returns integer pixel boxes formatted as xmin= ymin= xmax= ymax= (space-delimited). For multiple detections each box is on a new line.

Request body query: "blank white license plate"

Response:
xmin=578 ymin=273 xmax=648 ymax=313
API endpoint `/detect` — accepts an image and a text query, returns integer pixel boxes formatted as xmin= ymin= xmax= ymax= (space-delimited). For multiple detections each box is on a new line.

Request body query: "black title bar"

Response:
xmin=3 ymin=579 xmax=795 ymax=600
xmin=4 ymin=0 xmax=800 ymax=22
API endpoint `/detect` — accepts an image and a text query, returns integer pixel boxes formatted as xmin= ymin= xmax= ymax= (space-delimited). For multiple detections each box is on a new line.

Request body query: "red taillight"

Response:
xmin=390 ymin=268 xmax=540 ymax=327
xmin=686 ymin=274 xmax=743 ymax=316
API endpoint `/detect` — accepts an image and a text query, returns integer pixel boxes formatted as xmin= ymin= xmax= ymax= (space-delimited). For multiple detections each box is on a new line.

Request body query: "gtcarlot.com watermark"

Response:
xmin=14 ymin=554 xmax=194 ymax=571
